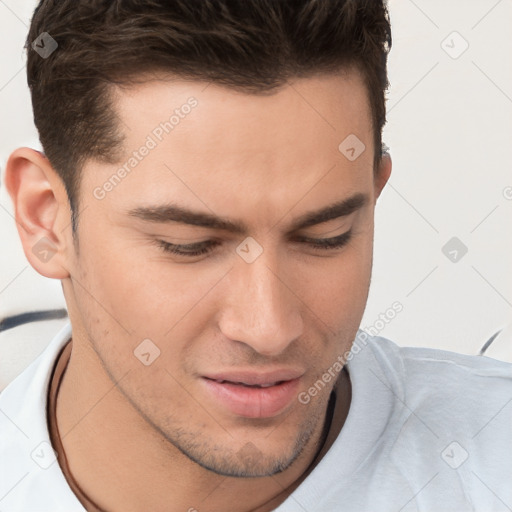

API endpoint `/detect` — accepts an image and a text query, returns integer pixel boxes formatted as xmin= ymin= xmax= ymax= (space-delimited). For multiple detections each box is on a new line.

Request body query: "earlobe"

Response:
xmin=5 ymin=147 xmax=71 ymax=279
xmin=374 ymin=152 xmax=392 ymax=201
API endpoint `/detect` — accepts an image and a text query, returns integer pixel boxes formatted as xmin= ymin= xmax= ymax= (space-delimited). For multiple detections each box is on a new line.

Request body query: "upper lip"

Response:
xmin=202 ymin=369 xmax=304 ymax=386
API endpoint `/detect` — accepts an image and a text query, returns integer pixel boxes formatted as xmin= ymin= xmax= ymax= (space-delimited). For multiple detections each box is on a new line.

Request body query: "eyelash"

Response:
xmin=155 ymin=230 xmax=353 ymax=257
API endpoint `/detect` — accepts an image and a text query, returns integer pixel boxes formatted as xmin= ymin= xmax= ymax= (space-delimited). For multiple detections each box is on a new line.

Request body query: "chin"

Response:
xmin=164 ymin=416 xmax=318 ymax=478
xmin=189 ymin=445 xmax=299 ymax=478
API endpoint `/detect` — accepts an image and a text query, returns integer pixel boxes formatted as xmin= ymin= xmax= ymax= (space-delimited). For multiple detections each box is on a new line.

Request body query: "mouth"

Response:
xmin=201 ymin=370 xmax=303 ymax=419
xmin=206 ymin=378 xmax=287 ymax=388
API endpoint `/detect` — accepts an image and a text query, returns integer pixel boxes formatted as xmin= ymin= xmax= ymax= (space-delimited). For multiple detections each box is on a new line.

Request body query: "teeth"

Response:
xmin=238 ymin=381 xmax=277 ymax=388
xmin=213 ymin=379 xmax=278 ymax=388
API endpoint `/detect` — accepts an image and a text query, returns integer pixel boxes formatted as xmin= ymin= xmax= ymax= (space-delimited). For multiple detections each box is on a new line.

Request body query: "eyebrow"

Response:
xmin=127 ymin=192 xmax=368 ymax=235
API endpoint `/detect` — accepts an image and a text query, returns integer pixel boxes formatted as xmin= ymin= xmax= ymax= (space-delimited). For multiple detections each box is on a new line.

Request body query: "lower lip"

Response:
xmin=201 ymin=378 xmax=301 ymax=418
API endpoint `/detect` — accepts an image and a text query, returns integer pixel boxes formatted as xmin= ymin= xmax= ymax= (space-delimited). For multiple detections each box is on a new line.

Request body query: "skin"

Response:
xmin=6 ymin=68 xmax=391 ymax=512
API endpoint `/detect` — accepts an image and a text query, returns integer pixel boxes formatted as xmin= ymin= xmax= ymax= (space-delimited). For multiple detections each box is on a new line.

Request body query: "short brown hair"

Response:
xmin=25 ymin=0 xmax=392 ymax=234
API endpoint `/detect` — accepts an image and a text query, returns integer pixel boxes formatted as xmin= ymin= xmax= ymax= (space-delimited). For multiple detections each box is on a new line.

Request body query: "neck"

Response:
xmin=54 ymin=338 xmax=350 ymax=512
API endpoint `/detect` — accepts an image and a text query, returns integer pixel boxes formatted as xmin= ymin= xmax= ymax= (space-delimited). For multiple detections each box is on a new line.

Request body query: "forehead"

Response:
xmin=112 ymin=69 xmax=372 ymax=154
xmin=85 ymin=70 xmax=374 ymax=227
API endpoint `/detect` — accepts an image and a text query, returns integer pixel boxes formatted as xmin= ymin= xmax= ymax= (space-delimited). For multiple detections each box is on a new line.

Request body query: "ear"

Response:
xmin=373 ymin=151 xmax=391 ymax=202
xmin=4 ymin=147 xmax=72 ymax=279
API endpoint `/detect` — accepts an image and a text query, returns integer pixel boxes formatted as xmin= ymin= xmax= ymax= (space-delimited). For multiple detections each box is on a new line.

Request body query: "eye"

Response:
xmin=155 ymin=239 xmax=219 ymax=257
xmin=154 ymin=230 xmax=353 ymax=258
xmin=294 ymin=230 xmax=353 ymax=250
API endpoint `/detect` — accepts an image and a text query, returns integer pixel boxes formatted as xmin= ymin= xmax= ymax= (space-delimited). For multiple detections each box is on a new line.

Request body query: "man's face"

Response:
xmin=64 ymin=69 xmax=390 ymax=477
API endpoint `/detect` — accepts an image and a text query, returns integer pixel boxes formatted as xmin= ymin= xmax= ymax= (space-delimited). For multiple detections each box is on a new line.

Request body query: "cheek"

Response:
xmin=75 ymin=231 xmax=228 ymax=340
xmin=297 ymin=235 xmax=373 ymax=322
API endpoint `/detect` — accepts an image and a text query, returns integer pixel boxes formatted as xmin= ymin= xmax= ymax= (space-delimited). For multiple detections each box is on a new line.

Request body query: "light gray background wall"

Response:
xmin=1 ymin=0 xmax=511 ymax=387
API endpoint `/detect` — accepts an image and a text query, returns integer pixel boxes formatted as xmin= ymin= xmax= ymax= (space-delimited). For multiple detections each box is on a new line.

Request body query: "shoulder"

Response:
xmin=358 ymin=333 xmax=512 ymax=421
xmin=0 ymin=322 xmax=84 ymax=510
xmin=349 ymin=333 xmax=512 ymax=506
xmin=362 ymin=334 xmax=512 ymax=467
xmin=356 ymin=332 xmax=512 ymax=390
xmin=348 ymin=331 xmax=512 ymax=452
xmin=303 ymin=335 xmax=512 ymax=509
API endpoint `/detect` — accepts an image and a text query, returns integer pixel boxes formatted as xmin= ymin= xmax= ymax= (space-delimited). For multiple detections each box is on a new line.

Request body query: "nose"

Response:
xmin=219 ymin=251 xmax=303 ymax=357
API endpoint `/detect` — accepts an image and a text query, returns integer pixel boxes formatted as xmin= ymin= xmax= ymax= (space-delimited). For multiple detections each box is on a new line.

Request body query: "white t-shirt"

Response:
xmin=1 ymin=322 xmax=511 ymax=511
